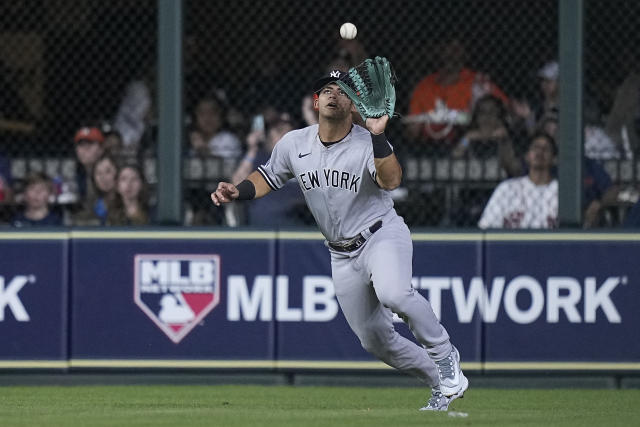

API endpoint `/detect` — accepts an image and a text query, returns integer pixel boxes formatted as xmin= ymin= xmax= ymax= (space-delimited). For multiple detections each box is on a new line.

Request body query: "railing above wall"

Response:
xmin=10 ymin=156 xmax=640 ymax=186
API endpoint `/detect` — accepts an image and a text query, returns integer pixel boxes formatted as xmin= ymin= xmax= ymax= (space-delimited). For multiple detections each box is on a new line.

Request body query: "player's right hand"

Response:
xmin=211 ymin=182 xmax=238 ymax=206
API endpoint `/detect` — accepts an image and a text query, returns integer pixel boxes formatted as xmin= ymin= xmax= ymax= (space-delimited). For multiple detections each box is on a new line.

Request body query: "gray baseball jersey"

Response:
xmin=257 ymin=122 xmax=458 ymax=390
xmin=257 ymin=124 xmax=393 ymax=242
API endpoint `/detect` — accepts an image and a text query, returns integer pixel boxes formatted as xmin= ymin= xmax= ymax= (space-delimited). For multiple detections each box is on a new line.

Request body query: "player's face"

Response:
xmin=317 ymin=83 xmax=352 ymax=119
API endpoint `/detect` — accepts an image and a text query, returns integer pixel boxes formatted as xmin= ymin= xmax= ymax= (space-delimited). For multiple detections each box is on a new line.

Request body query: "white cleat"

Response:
xmin=435 ymin=346 xmax=469 ymax=397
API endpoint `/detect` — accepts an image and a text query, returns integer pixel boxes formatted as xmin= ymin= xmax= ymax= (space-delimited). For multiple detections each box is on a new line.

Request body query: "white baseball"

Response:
xmin=340 ymin=22 xmax=357 ymax=40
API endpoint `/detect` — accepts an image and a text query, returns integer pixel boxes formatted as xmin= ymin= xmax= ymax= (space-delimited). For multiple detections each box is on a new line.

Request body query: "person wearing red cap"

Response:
xmin=73 ymin=126 xmax=105 ymax=205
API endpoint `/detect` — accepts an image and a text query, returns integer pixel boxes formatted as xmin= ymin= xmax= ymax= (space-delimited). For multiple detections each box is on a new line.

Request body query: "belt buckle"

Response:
xmin=331 ymin=236 xmax=359 ymax=252
xmin=352 ymin=237 xmax=365 ymax=250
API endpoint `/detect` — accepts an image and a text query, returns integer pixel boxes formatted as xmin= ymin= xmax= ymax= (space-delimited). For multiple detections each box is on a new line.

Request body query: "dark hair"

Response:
xmin=195 ymin=89 xmax=229 ymax=116
xmin=106 ymin=164 xmax=150 ymax=225
xmin=25 ymin=171 xmax=52 ymax=190
xmin=192 ymin=92 xmax=231 ymax=134
xmin=91 ymin=154 xmax=119 ymax=197
xmin=468 ymin=94 xmax=509 ymax=130
xmin=536 ymin=111 xmax=558 ymax=130
xmin=529 ymin=131 xmax=558 ymax=155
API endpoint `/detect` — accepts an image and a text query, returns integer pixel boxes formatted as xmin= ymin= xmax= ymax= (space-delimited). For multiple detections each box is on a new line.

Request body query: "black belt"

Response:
xmin=328 ymin=221 xmax=382 ymax=253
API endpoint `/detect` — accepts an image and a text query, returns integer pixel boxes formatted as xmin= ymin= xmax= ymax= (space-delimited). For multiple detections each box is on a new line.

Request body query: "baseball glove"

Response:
xmin=336 ymin=56 xmax=397 ymax=121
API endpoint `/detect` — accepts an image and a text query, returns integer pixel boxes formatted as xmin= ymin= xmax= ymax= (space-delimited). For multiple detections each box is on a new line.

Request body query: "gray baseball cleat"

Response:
xmin=419 ymin=387 xmax=451 ymax=411
xmin=419 ymin=381 xmax=467 ymax=412
xmin=435 ymin=346 xmax=469 ymax=397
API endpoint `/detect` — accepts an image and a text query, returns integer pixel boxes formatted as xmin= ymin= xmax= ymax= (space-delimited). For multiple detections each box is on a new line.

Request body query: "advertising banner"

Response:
xmin=0 ymin=235 xmax=68 ymax=361
xmin=411 ymin=237 xmax=484 ymax=364
xmin=483 ymin=238 xmax=640 ymax=363
xmin=70 ymin=232 xmax=277 ymax=361
xmin=3 ymin=230 xmax=637 ymax=369
xmin=275 ymin=238 xmax=358 ymax=362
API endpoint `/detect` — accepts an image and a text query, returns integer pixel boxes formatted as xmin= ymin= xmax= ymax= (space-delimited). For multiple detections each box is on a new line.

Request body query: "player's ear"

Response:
xmin=313 ymin=93 xmax=319 ymax=111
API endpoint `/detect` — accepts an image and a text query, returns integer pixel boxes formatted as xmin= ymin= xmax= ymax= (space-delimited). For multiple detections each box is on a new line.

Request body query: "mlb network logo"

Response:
xmin=134 ymin=254 xmax=221 ymax=343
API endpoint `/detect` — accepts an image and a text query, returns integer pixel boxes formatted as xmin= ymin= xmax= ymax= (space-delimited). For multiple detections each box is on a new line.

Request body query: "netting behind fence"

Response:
xmin=0 ymin=1 xmax=638 ymax=228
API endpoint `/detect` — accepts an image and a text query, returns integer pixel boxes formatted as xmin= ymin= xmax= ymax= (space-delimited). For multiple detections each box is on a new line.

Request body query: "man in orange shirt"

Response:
xmin=405 ymin=39 xmax=508 ymax=150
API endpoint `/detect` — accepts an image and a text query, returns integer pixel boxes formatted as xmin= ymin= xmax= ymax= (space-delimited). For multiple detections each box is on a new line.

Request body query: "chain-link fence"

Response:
xmin=0 ymin=0 xmax=157 ymax=226
xmin=1 ymin=0 xmax=638 ymax=228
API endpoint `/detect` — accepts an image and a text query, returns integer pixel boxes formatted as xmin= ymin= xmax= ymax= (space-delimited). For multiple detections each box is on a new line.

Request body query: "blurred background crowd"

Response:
xmin=1 ymin=0 xmax=639 ymax=229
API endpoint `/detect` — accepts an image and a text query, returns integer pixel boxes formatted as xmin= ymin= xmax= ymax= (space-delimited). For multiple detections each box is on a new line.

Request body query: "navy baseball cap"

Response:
xmin=312 ymin=69 xmax=345 ymax=94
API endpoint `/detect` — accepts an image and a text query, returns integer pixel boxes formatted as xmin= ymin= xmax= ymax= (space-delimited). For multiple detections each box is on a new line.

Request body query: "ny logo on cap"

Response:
xmin=330 ymin=70 xmax=341 ymax=78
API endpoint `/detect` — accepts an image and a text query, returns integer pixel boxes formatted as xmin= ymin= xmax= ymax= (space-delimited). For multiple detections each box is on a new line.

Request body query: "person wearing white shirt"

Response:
xmin=479 ymin=132 xmax=558 ymax=229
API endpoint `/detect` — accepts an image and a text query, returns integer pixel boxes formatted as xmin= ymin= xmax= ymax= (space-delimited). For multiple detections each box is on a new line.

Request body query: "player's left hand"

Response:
xmin=336 ymin=56 xmax=396 ymax=123
xmin=365 ymin=115 xmax=389 ymax=135
xmin=211 ymin=182 xmax=238 ymax=206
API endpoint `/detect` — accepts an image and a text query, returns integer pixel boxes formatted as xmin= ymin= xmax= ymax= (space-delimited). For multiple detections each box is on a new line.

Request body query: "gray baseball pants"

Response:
xmin=330 ymin=214 xmax=452 ymax=386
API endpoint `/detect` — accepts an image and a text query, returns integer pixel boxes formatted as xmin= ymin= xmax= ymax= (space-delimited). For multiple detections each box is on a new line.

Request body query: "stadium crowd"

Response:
xmin=1 ymin=34 xmax=639 ymax=230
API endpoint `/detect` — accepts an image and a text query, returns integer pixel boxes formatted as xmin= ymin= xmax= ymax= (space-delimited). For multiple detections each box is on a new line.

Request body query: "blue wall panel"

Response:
xmin=484 ymin=239 xmax=640 ymax=362
xmin=276 ymin=239 xmax=365 ymax=361
xmin=0 ymin=237 xmax=68 ymax=360
xmin=70 ymin=236 xmax=276 ymax=360
xmin=2 ymin=231 xmax=638 ymax=369
xmin=412 ymin=239 xmax=484 ymax=364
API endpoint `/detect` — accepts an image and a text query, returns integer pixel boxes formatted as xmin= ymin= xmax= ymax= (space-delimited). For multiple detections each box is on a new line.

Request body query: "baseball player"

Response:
xmin=211 ymin=68 xmax=468 ymax=411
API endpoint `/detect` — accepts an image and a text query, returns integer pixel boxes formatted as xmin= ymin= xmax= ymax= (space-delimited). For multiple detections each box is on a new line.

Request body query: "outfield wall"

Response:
xmin=1 ymin=230 xmax=639 ymax=372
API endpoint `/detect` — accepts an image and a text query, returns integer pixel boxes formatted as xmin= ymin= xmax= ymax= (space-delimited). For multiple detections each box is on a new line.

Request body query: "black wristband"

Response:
xmin=371 ymin=132 xmax=393 ymax=158
xmin=236 ymin=179 xmax=256 ymax=200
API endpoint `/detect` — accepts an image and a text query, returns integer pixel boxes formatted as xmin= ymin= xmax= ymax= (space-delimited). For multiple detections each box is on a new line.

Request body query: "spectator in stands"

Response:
xmin=107 ymin=165 xmax=151 ymax=226
xmin=231 ymin=112 xmax=306 ymax=227
xmin=478 ymin=132 xmax=558 ymax=229
xmin=101 ymin=123 xmax=124 ymax=157
xmin=514 ymin=59 xmax=630 ymax=160
xmin=113 ymin=65 xmax=154 ymax=157
xmin=623 ymin=198 xmax=640 ymax=228
xmin=405 ymin=37 xmax=508 ymax=154
xmin=450 ymin=95 xmax=527 ymax=226
xmin=73 ymin=126 xmax=105 ymax=204
xmin=11 ymin=172 xmax=62 ymax=227
xmin=605 ymin=59 xmax=640 ymax=157
xmin=185 ymin=93 xmax=243 ymax=225
xmin=188 ymin=94 xmax=242 ymax=161
xmin=452 ymin=94 xmax=515 ymax=159
xmin=500 ymin=114 xmax=619 ymax=228
xmin=73 ymin=154 xmax=119 ymax=226
xmin=0 ymin=153 xmax=12 ymax=203
xmin=582 ymin=158 xmax=619 ymax=228
xmin=511 ymin=60 xmax=560 ymax=136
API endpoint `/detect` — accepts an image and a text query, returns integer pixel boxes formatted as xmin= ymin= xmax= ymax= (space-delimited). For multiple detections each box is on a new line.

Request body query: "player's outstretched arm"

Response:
xmin=374 ymin=154 xmax=402 ymax=190
xmin=210 ymin=170 xmax=272 ymax=206
xmin=366 ymin=116 xmax=402 ymax=190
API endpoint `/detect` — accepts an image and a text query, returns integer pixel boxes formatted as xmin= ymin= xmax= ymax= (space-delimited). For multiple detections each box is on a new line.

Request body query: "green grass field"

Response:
xmin=0 ymin=385 xmax=638 ymax=426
